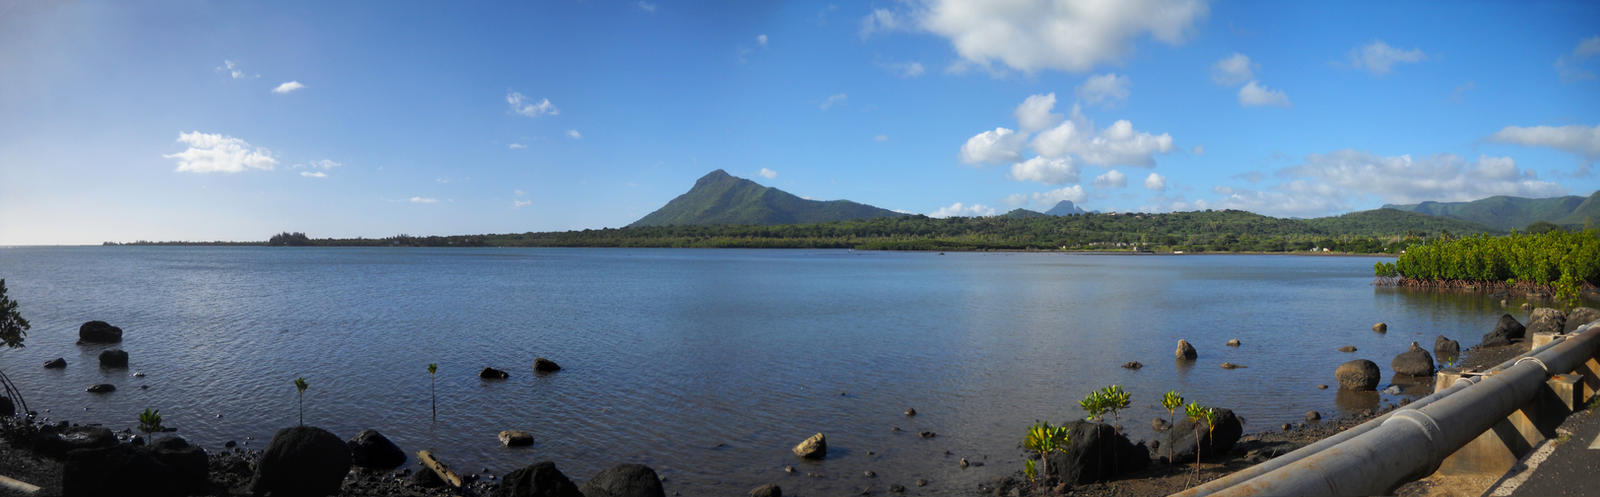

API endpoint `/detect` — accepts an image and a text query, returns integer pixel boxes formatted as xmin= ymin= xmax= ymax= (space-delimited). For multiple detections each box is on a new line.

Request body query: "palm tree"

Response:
xmin=293 ymin=377 xmax=308 ymax=426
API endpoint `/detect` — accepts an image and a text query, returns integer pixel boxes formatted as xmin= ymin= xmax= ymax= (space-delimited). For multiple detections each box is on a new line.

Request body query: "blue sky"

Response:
xmin=2 ymin=1 xmax=1598 ymax=244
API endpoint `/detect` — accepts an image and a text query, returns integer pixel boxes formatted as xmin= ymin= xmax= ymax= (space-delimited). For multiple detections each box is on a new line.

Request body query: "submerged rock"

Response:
xmin=1175 ymin=339 xmax=1197 ymax=361
xmin=904 ymin=407 xmax=917 ymax=416
xmin=1481 ymin=314 xmax=1525 ymax=347
xmin=1225 ymin=339 xmax=1241 ymax=347
xmin=533 ymin=357 xmax=562 ymax=373
xmin=500 ymin=430 xmax=534 ymax=447
xmin=793 ymin=433 xmax=826 ymax=459
xmin=1433 ymin=335 xmax=1461 ymax=365
xmin=1121 ymin=361 xmax=1143 ymax=369
xmin=480 ymin=367 xmax=510 ymax=380
xmin=1337 ymin=346 xmax=1357 ymax=353
xmin=1372 ymin=322 xmax=1387 ymax=333
xmin=250 ymin=426 xmax=352 ymax=497
xmin=78 ymin=320 xmax=123 ymax=344
xmin=43 ymin=357 xmax=66 ymax=369
xmin=1220 ymin=362 xmax=1246 ymax=369
xmin=577 ymin=464 xmax=665 ymax=497
xmin=98 ymin=349 xmax=128 ymax=368
xmin=1391 ymin=342 xmax=1436 ymax=376
xmin=1336 ymin=359 xmax=1381 ymax=391
xmin=496 ymin=461 xmax=582 ymax=497
xmin=87 ymin=384 xmax=116 ymax=394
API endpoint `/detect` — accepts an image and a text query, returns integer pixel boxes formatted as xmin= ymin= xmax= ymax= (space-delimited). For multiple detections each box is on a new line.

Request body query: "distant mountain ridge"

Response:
xmin=1383 ymin=191 xmax=1600 ymax=231
xmin=1045 ymin=200 xmax=1088 ymax=215
xmin=629 ymin=170 xmax=907 ymax=227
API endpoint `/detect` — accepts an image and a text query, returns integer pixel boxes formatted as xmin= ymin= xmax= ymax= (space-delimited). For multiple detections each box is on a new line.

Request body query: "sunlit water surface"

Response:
xmin=0 ymin=247 xmax=1514 ymax=495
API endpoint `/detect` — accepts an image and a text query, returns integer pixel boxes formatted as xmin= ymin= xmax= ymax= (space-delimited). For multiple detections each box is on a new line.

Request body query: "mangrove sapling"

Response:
xmin=1099 ymin=385 xmax=1131 ymax=430
xmin=1184 ymin=402 xmax=1209 ymax=485
xmin=428 ymin=363 xmax=437 ymax=423
xmin=0 ymin=279 xmax=32 ymax=416
xmin=293 ymin=377 xmax=308 ymax=426
xmin=1023 ymin=420 xmax=1069 ymax=486
xmin=138 ymin=408 xmax=164 ymax=439
xmin=1161 ymin=390 xmax=1184 ymax=464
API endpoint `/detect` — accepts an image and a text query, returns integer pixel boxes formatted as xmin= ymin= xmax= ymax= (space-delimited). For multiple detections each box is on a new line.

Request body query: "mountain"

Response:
xmin=1303 ymin=208 xmax=1500 ymax=236
xmin=629 ymin=170 xmax=907 ymax=227
xmin=1044 ymin=200 xmax=1088 ymax=216
xmin=1383 ymin=191 xmax=1600 ymax=231
xmin=1001 ymin=208 xmax=1048 ymax=219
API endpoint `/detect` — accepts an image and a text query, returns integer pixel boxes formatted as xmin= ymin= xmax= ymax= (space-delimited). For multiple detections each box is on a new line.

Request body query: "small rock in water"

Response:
xmin=225 ymin=441 xmax=237 ymax=448
xmin=750 ymin=484 xmax=782 ymax=497
xmin=783 ymin=465 xmax=795 ymax=474
xmin=1382 ymin=385 xmax=1403 ymax=395
xmin=904 ymin=408 xmax=916 ymax=416
xmin=532 ymin=357 xmax=562 ymax=373
xmin=918 ymin=431 xmax=936 ymax=438
xmin=866 ymin=451 xmax=875 ymax=456
xmin=1337 ymin=346 xmax=1357 ymax=353
xmin=1317 ymin=384 xmax=1329 ymax=390
xmin=479 ymin=367 xmax=509 ymax=380
xmin=863 ymin=470 xmax=876 ymax=478
xmin=133 ymin=371 xmax=146 ymax=377
xmin=1226 ymin=339 xmax=1241 ymax=347
xmin=959 ymin=458 xmax=969 ymax=468
xmin=86 ymin=384 xmax=115 ymax=394
xmin=1220 ymin=362 xmax=1245 ymax=369
xmin=43 ymin=358 xmax=66 ymax=369
xmin=498 ymin=430 xmax=534 ymax=447
xmin=1305 ymin=410 xmax=1321 ymax=422
xmin=1282 ymin=423 xmax=1293 ymax=432
xmin=139 ymin=385 xmax=149 ymax=390
xmin=915 ymin=479 xmax=928 ymax=487
xmin=890 ymin=426 xmax=901 ymax=432
xmin=1176 ymin=339 xmax=1198 ymax=360
xmin=1373 ymin=322 xmax=1388 ymax=333
xmin=1121 ymin=361 xmax=1143 ymax=369
xmin=889 ymin=484 xmax=906 ymax=493
xmin=793 ymin=433 xmax=827 ymax=459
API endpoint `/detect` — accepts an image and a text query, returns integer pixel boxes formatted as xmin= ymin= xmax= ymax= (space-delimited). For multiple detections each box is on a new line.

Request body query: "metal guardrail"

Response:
xmin=1173 ymin=320 xmax=1600 ymax=497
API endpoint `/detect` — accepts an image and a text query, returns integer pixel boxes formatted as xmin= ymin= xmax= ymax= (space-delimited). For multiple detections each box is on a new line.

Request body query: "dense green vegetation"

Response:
xmin=628 ymin=169 xmax=906 ymax=227
xmin=108 ymin=208 xmax=1500 ymax=253
xmin=1384 ymin=191 xmax=1600 ymax=231
xmin=1375 ymin=230 xmax=1600 ymax=305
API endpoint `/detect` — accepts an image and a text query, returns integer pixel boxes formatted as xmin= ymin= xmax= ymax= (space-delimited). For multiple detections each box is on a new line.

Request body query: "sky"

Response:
xmin=1 ymin=1 xmax=1598 ymax=244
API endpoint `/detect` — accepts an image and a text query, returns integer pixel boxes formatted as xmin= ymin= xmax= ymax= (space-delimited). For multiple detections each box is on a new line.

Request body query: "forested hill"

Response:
xmin=1383 ymin=191 xmax=1600 ymax=231
xmin=628 ymin=169 xmax=906 ymax=227
xmin=116 ymin=207 xmax=1503 ymax=252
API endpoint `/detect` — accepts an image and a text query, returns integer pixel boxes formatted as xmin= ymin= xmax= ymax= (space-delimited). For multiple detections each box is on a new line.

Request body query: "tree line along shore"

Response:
xmin=105 ymin=208 xmax=1505 ymax=253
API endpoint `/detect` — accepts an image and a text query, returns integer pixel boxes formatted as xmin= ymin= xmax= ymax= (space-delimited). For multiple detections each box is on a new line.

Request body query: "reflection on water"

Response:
xmin=0 ymin=248 xmax=1517 ymax=496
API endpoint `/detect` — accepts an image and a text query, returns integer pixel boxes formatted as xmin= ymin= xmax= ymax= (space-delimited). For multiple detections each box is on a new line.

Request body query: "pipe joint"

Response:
xmin=1386 ymin=409 xmax=1444 ymax=446
xmin=1514 ymin=356 xmax=1550 ymax=375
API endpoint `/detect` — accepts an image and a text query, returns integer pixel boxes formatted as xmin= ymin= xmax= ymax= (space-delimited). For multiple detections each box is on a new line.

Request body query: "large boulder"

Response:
xmin=78 ymin=321 xmax=123 ymax=343
xmin=37 ymin=426 xmax=116 ymax=457
xmin=495 ymin=461 xmax=583 ymax=497
xmin=1175 ymin=339 xmax=1197 ymax=360
xmin=98 ymin=349 xmax=128 ymax=368
xmin=347 ymin=429 xmax=406 ymax=468
xmin=1564 ymin=307 xmax=1600 ymax=333
xmin=1481 ymin=314 xmax=1525 ymax=347
xmin=1526 ymin=308 xmax=1566 ymax=336
xmin=64 ymin=444 xmax=191 ymax=497
xmin=1391 ymin=342 xmax=1436 ymax=376
xmin=1043 ymin=421 xmax=1150 ymax=485
xmin=1336 ymin=359 xmax=1381 ymax=391
xmin=577 ymin=464 xmax=665 ymax=497
xmin=149 ymin=436 xmax=210 ymax=495
xmin=792 ymin=432 xmax=826 ymax=459
xmin=250 ymin=426 xmax=352 ymax=497
xmin=1161 ymin=408 xmax=1243 ymax=464
xmin=1433 ymin=335 xmax=1461 ymax=364
xmin=533 ymin=357 xmax=562 ymax=373
xmin=749 ymin=484 xmax=782 ymax=497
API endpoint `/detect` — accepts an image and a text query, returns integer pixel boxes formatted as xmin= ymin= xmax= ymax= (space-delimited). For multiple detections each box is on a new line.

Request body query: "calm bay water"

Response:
xmin=0 ymin=247 xmax=1513 ymax=495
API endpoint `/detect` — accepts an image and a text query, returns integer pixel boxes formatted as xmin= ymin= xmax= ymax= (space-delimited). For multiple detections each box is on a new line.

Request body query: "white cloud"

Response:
xmin=513 ymin=200 xmax=531 ymax=208
xmin=1076 ymin=73 xmax=1131 ymax=107
xmin=757 ymin=34 xmax=768 ymax=46
xmin=1030 ymin=104 xmax=1174 ymax=167
xmin=758 ymin=168 xmax=778 ymax=179
xmin=1008 ymin=156 xmax=1078 ymax=184
xmin=303 ymin=159 xmax=341 ymax=169
xmin=929 ymin=202 xmax=996 ymax=218
xmin=1210 ymin=53 xmax=1255 ymax=86
xmin=820 ymin=93 xmax=848 ymax=110
xmin=1284 ymin=150 xmax=1563 ymax=205
xmin=1238 ymin=80 xmax=1290 ymax=107
xmin=508 ymin=143 xmax=527 ymax=150
xmin=271 ymin=81 xmax=305 ymax=94
xmin=1014 ymin=93 xmax=1061 ymax=131
xmin=859 ymin=8 xmax=903 ymax=39
xmin=514 ymin=189 xmax=525 ymax=196
xmin=1191 ymin=145 xmax=1204 ymax=155
xmin=917 ymin=0 xmax=1209 ymax=73
xmin=410 ymin=197 xmax=438 ymax=204
xmin=1002 ymin=193 xmax=1028 ymax=206
xmin=959 ymin=127 xmax=1025 ymax=164
xmin=1451 ymin=81 xmax=1476 ymax=103
xmin=300 ymin=171 xmax=326 ymax=178
xmin=1488 ymin=124 xmax=1600 ymax=162
xmin=507 ymin=92 xmax=558 ymax=117
xmin=1094 ymin=169 xmax=1127 ymax=188
xmin=1143 ymin=172 xmax=1166 ymax=191
xmin=567 ymin=129 xmax=582 ymax=140
xmin=1346 ymin=40 xmax=1426 ymax=75
xmin=636 ymin=1 xmax=656 ymax=13
xmin=164 ymin=131 xmax=278 ymax=173
xmin=1556 ymin=36 xmax=1600 ymax=83
xmin=874 ymin=134 xmax=889 ymax=142
xmin=1031 ymin=185 xmax=1087 ymax=206
xmin=884 ymin=60 xmax=926 ymax=77
xmin=216 ymin=60 xmax=255 ymax=79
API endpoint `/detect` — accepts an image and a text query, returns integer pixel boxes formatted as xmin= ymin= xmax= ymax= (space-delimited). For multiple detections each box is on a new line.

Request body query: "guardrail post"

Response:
xmin=1436 ymin=401 xmax=1543 ymax=475
xmin=1579 ymin=356 xmax=1600 ymax=402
